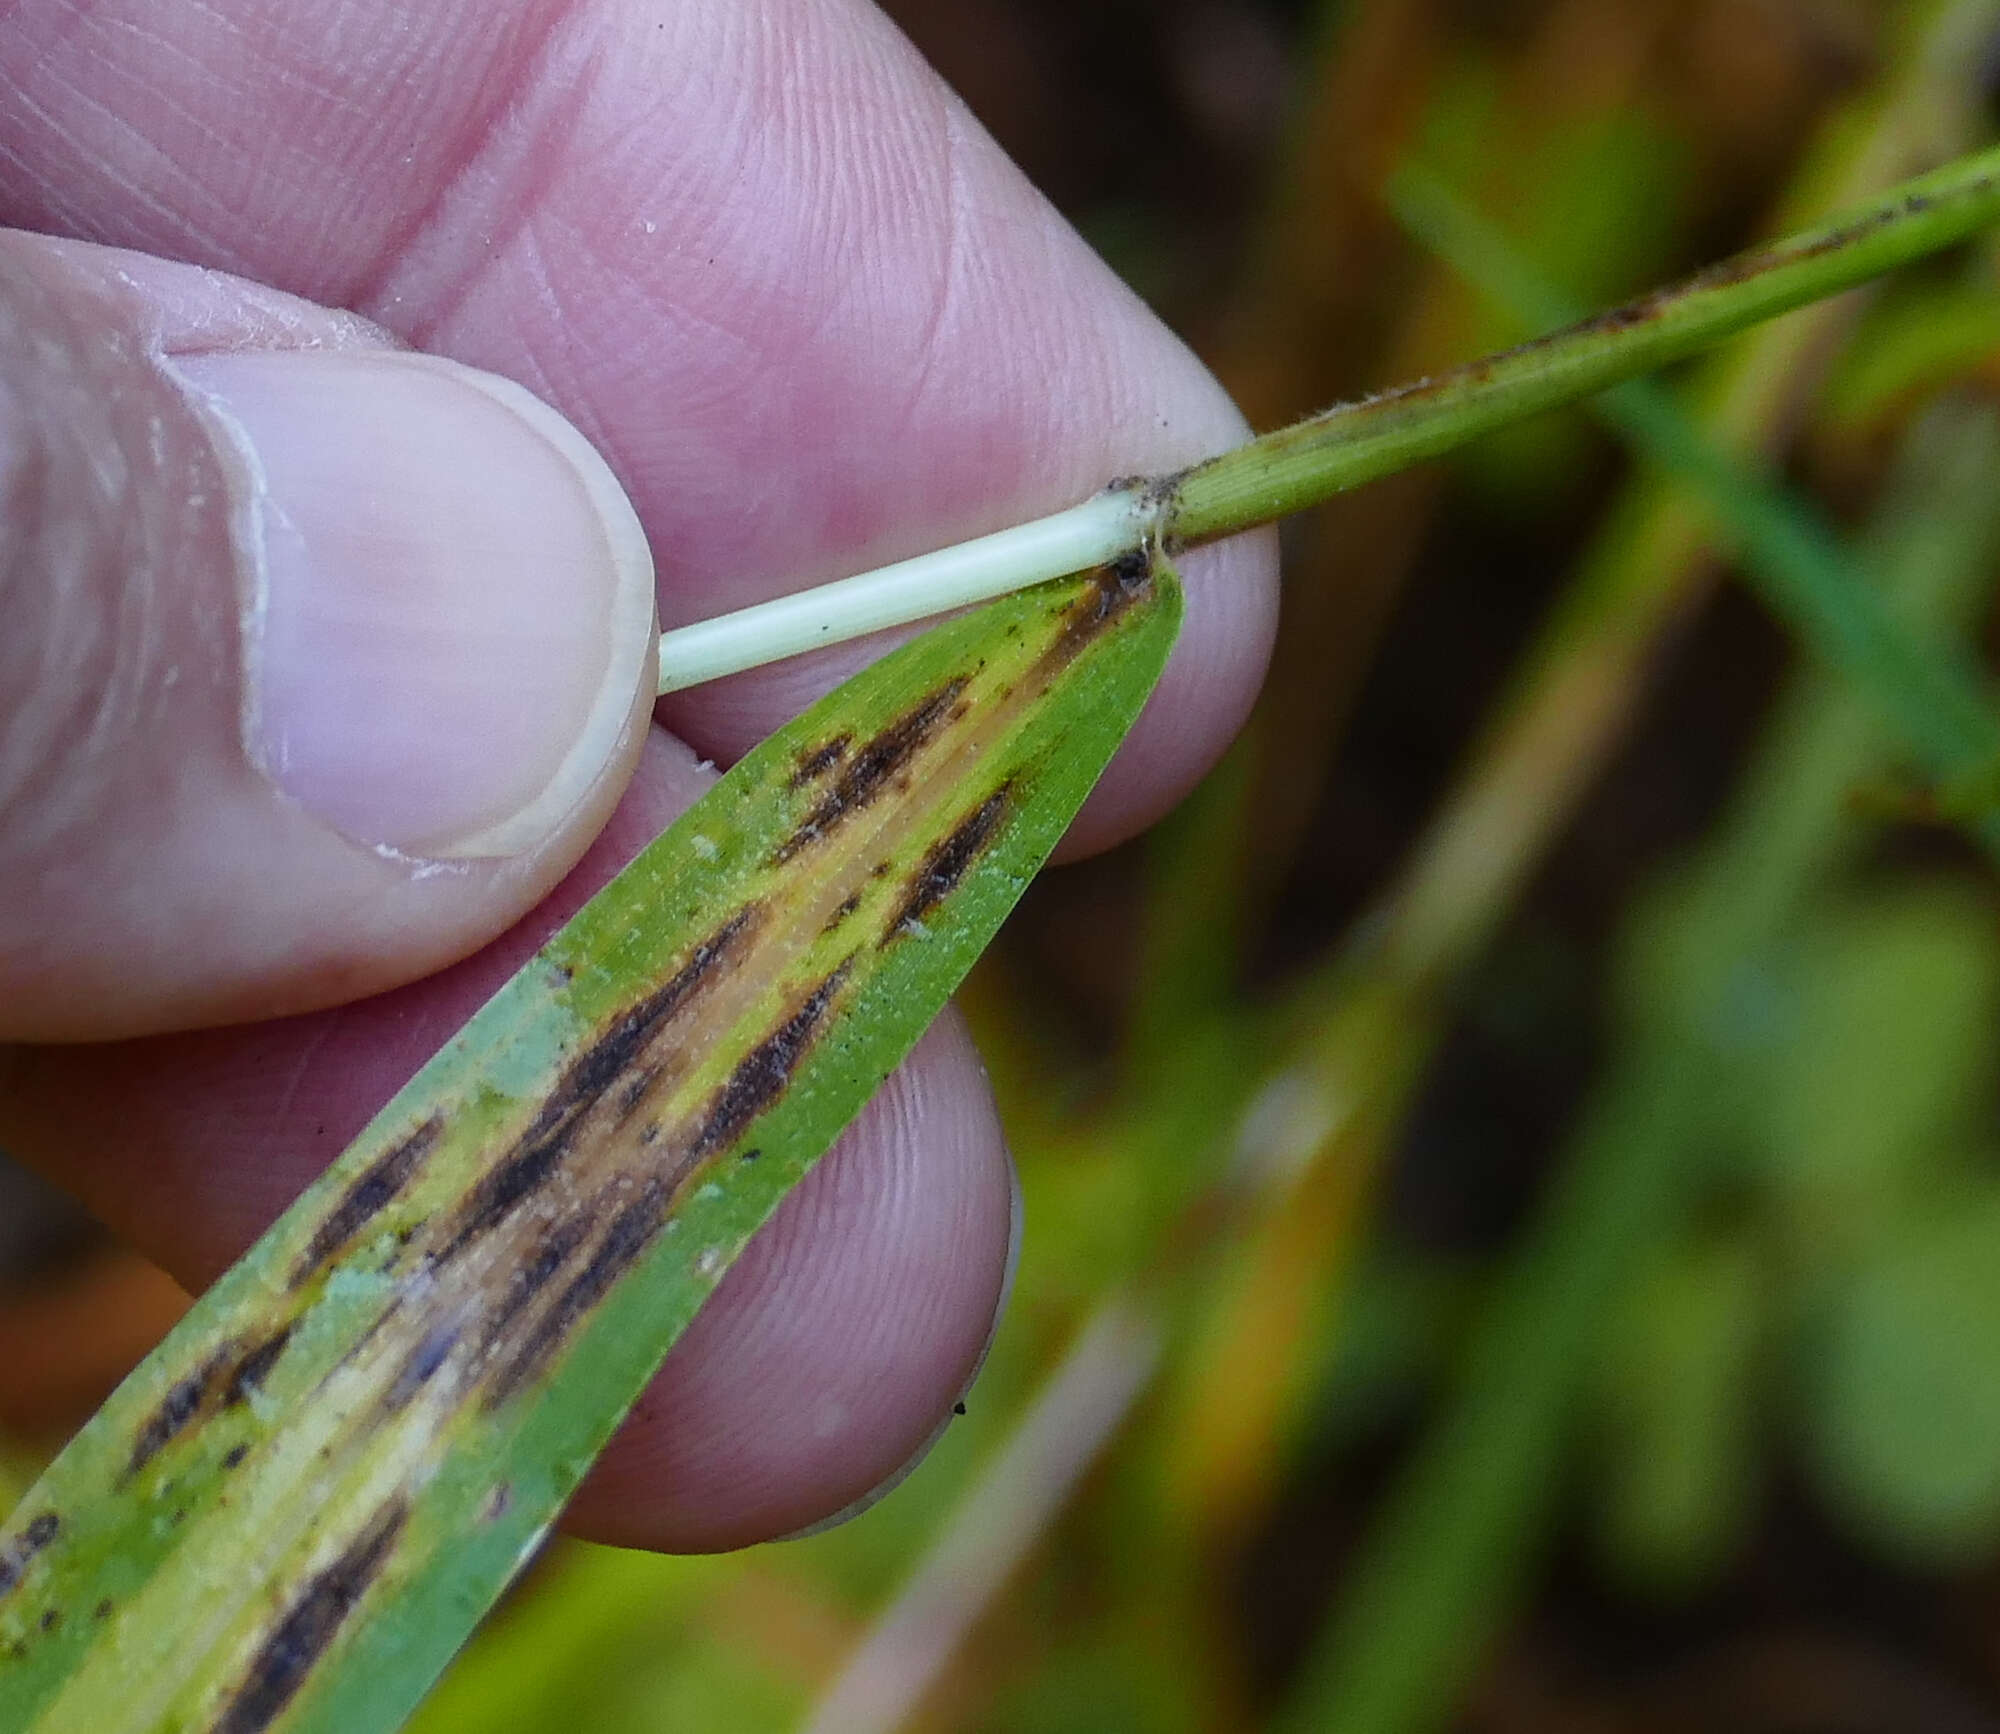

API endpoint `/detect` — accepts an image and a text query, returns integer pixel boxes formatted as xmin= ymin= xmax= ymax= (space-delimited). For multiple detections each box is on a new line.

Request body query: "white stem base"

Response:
xmin=655 ymin=486 xmax=1153 ymax=694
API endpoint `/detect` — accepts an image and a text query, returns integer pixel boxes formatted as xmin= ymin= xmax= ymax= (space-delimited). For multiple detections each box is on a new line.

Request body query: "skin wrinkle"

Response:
xmin=893 ymin=98 xmax=972 ymax=432
xmin=0 ymin=257 xmax=197 ymax=869
xmin=369 ymin=17 xmax=609 ymax=348
xmin=36 ymin=41 xmax=241 ymax=251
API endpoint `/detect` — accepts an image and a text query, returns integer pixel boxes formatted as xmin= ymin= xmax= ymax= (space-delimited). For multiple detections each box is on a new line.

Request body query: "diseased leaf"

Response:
xmin=0 ymin=554 xmax=1181 ymax=1734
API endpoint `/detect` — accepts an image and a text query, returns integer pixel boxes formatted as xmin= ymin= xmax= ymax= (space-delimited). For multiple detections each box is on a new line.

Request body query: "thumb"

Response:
xmin=0 ymin=232 xmax=657 ymax=1041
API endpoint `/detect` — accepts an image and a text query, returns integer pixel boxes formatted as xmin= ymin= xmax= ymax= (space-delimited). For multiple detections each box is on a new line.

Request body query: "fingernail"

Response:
xmin=172 ymin=350 xmax=655 ymax=858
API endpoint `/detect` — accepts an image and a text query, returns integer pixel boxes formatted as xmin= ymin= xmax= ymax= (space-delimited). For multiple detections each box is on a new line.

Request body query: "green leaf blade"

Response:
xmin=0 ymin=558 xmax=1181 ymax=1734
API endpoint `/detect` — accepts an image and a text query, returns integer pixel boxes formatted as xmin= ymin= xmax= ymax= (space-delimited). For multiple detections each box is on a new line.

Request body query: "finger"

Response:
xmin=0 ymin=733 xmax=1018 ymax=1549
xmin=0 ymin=0 xmax=1281 ymax=857
xmin=0 ymin=231 xmax=656 ymax=1040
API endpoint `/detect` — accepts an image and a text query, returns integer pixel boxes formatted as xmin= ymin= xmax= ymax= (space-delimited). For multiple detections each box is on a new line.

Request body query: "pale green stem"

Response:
xmin=658 ymin=142 xmax=2000 ymax=695
xmin=655 ymin=489 xmax=1150 ymax=692
xmin=1170 ymin=141 xmax=2000 ymax=538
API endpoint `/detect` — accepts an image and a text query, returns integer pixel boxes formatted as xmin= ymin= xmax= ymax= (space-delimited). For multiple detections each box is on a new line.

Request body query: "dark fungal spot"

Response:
xmin=953 ymin=1401 xmax=967 ymax=1416
xmin=222 ymin=1445 xmax=249 ymax=1471
xmin=127 ymin=1346 xmax=236 ymax=1478
xmin=481 ymin=965 xmax=855 ymax=1406
xmin=378 ymin=1322 xmax=462 ymax=1417
xmin=436 ymin=908 xmax=759 ymax=1265
xmin=226 ymin=1327 xmax=293 ymax=1407
xmin=790 ymin=732 xmax=851 ymax=787
xmin=214 ymin=1499 xmax=408 ymax=1734
xmin=483 ymin=1179 xmax=672 ymax=1409
xmin=289 ymin=1117 xmax=441 ymax=1288
xmin=479 ymin=1212 xmax=593 ymax=1353
xmin=882 ymin=786 xmax=1012 ymax=944
xmin=38 ymin=1607 xmax=57 ymax=1632
xmin=484 ymin=1484 xmax=512 ymax=1523
xmin=94 ymin=1599 xmax=113 ymax=1621
xmin=773 ymin=681 xmax=969 ymax=863
xmin=614 ymin=1063 xmax=661 ymax=1123
xmin=1036 ymin=558 xmax=1153 ymax=679
xmin=822 ymin=891 xmax=863 ymax=934
xmin=0 ymin=1512 xmax=59 ymax=1600
xmin=689 ymin=962 xmax=853 ymax=1162
xmin=740 ymin=1147 xmax=761 ymax=1162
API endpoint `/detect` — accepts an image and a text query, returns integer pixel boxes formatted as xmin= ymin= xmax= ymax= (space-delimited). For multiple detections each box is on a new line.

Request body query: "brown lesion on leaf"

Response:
xmin=477 ymin=959 xmax=857 ymax=1411
xmin=822 ymin=891 xmax=864 ymax=935
xmin=125 ymin=1326 xmax=298 ymax=1481
xmin=213 ymin=1498 xmax=409 ymax=1734
xmin=125 ymin=1345 xmax=236 ymax=1480
xmin=882 ymin=785 xmax=1013 ymax=945
xmin=687 ymin=959 xmax=854 ymax=1163
xmin=790 ymin=732 xmax=852 ymax=787
xmin=435 ymin=905 xmax=763 ymax=1266
xmin=773 ymin=680 xmax=970 ymax=863
xmin=377 ymin=1321 xmax=463 ymax=1418
xmin=0 ymin=1511 xmax=59 ymax=1601
xmin=481 ymin=1176 xmax=672 ymax=1409
xmin=478 ymin=1213 xmax=594 ymax=1357
xmin=1036 ymin=556 xmax=1155 ymax=682
xmin=289 ymin=1117 xmax=442 ymax=1289
xmin=226 ymin=1327 xmax=294 ymax=1408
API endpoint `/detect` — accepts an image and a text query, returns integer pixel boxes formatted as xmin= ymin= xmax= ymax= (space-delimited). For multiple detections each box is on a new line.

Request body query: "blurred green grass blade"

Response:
xmin=0 ymin=558 xmax=1182 ymax=1734
xmin=1276 ymin=402 xmax=2000 ymax=1734
xmin=1389 ymin=161 xmax=2000 ymax=830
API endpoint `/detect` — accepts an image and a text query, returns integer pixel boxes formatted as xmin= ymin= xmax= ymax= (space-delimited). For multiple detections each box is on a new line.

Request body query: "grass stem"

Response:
xmin=657 ymin=142 xmax=2000 ymax=695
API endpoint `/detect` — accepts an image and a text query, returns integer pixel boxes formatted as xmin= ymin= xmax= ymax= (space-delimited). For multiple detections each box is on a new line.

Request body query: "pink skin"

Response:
xmin=0 ymin=0 xmax=1277 ymax=1549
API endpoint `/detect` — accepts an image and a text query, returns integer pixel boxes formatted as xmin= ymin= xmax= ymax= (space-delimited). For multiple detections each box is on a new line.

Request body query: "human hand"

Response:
xmin=0 ymin=0 xmax=1277 ymax=1549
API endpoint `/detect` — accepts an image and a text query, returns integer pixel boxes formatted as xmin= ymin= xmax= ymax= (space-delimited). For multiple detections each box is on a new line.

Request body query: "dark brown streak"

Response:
xmin=1037 ymin=559 xmax=1153 ymax=679
xmin=478 ymin=961 xmax=857 ymax=1409
xmin=435 ymin=908 xmax=760 ymax=1266
xmin=476 ymin=1212 xmax=594 ymax=1355
xmin=772 ymin=681 xmax=969 ymax=863
xmin=789 ymin=732 xmax=852 ymax=787
xmin=0 ymin=1513 xmax=59 ymax=1600
xmin=289 ymin=1117 xmax=442 ymax=1289
xmin=688 ymin=962 xmax=854 ymax=1163
xmin=125 ymin=1345 xmax=235 ymax=1480
xmin=225 ymin=1327 xmax=294 ymax=1408
xmin=882 ymin=786 xmax=1012 ymax=945
xmin=481 ymin=1179 xmax=670 ymax=1409
xmin=377 ymin=1322 xmax=462 ymax=1417
xmin=214 ymin=1499 xmax=410 ymax=1734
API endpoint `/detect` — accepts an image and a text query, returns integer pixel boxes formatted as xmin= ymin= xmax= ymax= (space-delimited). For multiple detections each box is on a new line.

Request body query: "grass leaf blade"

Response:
xmin=0 ymin=557 xmax=1181 ymax=1734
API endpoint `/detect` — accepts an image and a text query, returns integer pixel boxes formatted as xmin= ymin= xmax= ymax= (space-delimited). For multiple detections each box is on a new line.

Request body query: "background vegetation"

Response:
xmin=12 ymin=0 xmax=2000 ymax=1728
